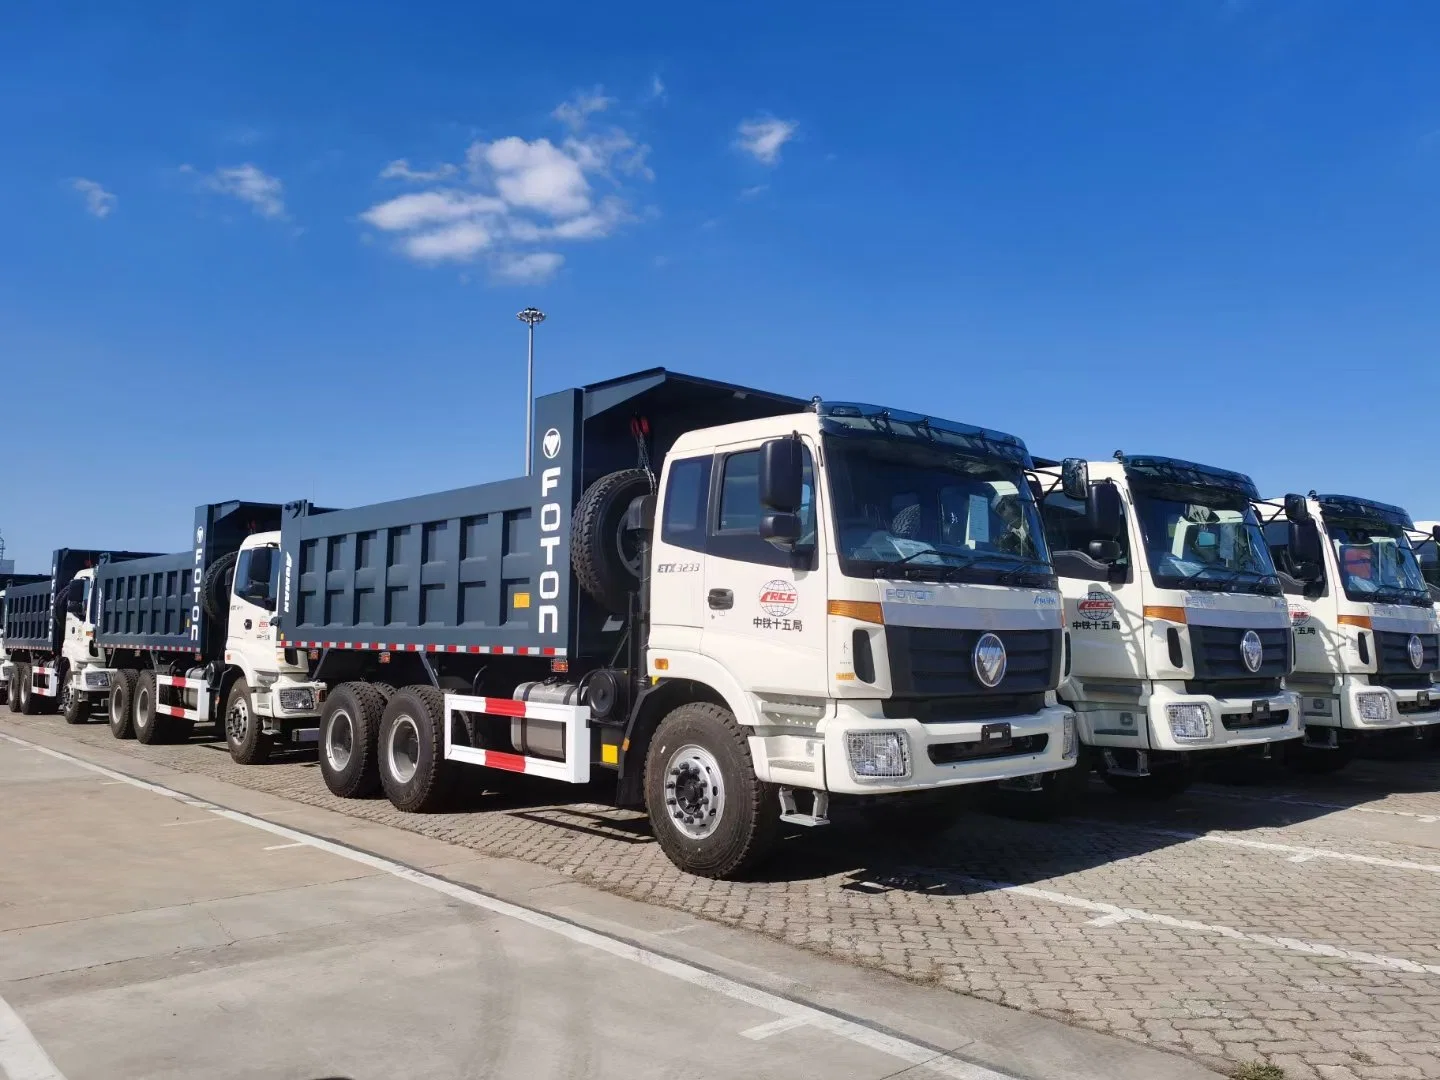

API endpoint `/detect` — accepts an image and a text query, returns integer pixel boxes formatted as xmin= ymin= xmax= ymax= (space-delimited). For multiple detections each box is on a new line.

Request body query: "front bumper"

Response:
xmin=816 ymin=700 xmax=1076 ymax=795
xmin=1141 ymin=684 xmax=1302 ymax=752
xmin=1305 ymin=682 xmax=1440 ymax=731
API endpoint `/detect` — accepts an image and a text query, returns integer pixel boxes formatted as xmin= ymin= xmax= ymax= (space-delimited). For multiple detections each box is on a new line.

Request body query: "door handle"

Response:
xmin=244 ymin=619 xmax=253 ymax=630
xmin=707 ymin=589 xmax=734 ymax=610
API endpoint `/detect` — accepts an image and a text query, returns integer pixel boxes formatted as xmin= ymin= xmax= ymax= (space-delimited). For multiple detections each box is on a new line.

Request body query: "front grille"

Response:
xmin=882 ymin=693 xmax=1048 ymax=724
xmin=1221 ymin=708 xmax=1291 ymax=731
xmin=1186 ymin=677 xmax=1284 ymax=699
xmin=885 ymin=627 xmax=1060 ymax=698
xmin=928 ymin=733 xmax=1048 ymax=765
xmin=1190 ymin=626 xmax=1290 ymax=680
xmin=1375 ymin=631 xmax=1439 ymax=678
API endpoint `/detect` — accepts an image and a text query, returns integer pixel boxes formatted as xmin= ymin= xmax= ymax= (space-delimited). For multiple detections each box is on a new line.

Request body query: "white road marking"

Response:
xmin=957 ymin=875 xmax=1440 ymax=976
xmin=1192 ymin=786 xmax=1440 ymax=824
xmin=1086 ymin=912 xmax=1131 ymax=927
xmin=0 ymin=733 xmax=1004 ymax=1080
xmin=262 ymin=842 xmax=306 ymax=851
xmin=1073 ymin=819 xmax=1440 ymax=876
xmin=0 ymin=992 xmax=66 ymax=1080
xmin=158 ymin=818 xmax=224 ymax=828
xmin=741 ymin=1015 xmax=810 ymax=1040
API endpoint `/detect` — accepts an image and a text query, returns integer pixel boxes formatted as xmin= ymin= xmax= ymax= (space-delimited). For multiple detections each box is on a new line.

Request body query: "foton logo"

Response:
xmin=190 ymin=527 xmax=205 ymax=642
xmin=538 ymin=466 xmax=564 ymax=634
xmin=759 ymin=580 xmax=798 ymax=618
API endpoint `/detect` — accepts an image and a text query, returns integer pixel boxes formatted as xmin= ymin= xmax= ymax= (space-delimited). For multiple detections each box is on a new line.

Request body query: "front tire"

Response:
xmin=109 ymin=670 xmax=139 ymax=738
xmin=61 ymin=677 xmax=89 ymax=724
xmin=377 ymin=685 xmax=453 ymax=812
xmin=225 ymin=679 xmax=273 ymax=764
xmin=1286 ymin=741 xmax=1355 ymax=775
xmin=644 ymin=701 xmax=778 ymax=879
xmin=319 ymin=682 xmax=386 ymax=798
xmin=990 ymin=751 xmax=1092 ymax=821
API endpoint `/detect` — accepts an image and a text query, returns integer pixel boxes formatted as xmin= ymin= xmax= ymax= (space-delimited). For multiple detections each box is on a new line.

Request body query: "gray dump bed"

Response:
xmin=278 ymin=368 xmax=805 ymax=661
xmin=2 ymin=549 xmax=156 ymax=652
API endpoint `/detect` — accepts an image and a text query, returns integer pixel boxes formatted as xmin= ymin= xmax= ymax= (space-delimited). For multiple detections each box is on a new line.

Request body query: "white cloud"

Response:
xmin=380 ymin=158 xmax=459 ymax=183
xmin=734 ymin=116 xmax=798 ymax=165
xmin=200 ymin=163 xmax=286 ymax=218
xmin=553 ymin=86 xmax=613 ymax=131
xmin=493 ymin=251 xmax=564 ymax=282
xmin=70 ymin=178 xmax=115 ymax=218
xmin=740 ymin=184 xmax=769 ymax=199
xmin=361 ymin=106 xmax=653 ymax=279
xmin=649 ymin=75 xmax=666 ymax=103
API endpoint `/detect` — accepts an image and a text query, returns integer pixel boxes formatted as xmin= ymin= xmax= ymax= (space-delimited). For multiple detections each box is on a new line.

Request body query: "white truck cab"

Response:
xmin=55 ymin=568 xmax=116 ymax=722
xmin=1257 ymin=493 xmax=1440 ymax=771
xmin=1029 ymin=455 xmax=1300 ymax=800
xmin=646 ymin=404 xmax=1078 ymax=808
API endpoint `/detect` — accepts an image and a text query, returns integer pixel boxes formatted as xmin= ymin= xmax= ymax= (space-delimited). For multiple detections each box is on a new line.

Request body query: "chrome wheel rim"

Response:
xmin=387 ymin=715 xmax=420 ymax=785
xmin=664 ymin=743 xmax=725 ymax=840
xmin=136 ymin=687 xmax=151 ymax=731
xmin=227 ymin=695 xmax=250 ymax=744
xmin=326 ymin=709 xmax=354 ymax=772
xmin=110 ymin=688 xmax=124 ymax=727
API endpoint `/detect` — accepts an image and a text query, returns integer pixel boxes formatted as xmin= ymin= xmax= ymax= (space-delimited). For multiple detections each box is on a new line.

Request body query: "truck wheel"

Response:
xmin=644 ymin=701 xmax=779 ymax=879
xmin=572 ymin=469 xmax=650 ymax=615
xmin=319 ymin=682 xmax=386 ymax=799
xmin=378 ymin=685 xmax=454 ymax=812
xmin=133 ymin=671 xmax=175 ymax=744
xmin=7 ymin=665 xmax=27 ymax=713
xmin=225 ymin=678 xmax=273 ymax=764
xmin=61 ymin=678 xmax=90 ymax=725
xmin=18 ymin=666 xmax=40 ymax=715
xmin=201 ymin=551 xmax=239 ymax=623
xmin=109 ymin=670 xmax=139 ymax=738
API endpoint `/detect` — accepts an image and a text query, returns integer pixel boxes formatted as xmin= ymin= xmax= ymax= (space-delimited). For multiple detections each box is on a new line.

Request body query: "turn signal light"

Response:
xmin=1338 ymin=614 xmax=1373 ymax=629
xmin=1143 ymin=605 xmax=1187 ymax=624
xmin=827 ymin=600 xmax=884 ymax=624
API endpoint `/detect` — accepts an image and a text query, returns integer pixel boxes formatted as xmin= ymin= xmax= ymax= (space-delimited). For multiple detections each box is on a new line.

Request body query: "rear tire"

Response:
xmin=18 ymin=665 xmax=39 ymax=715
xmin=133 ymin=670 xmax=175 ymax=744
xmin=225 ymin=678 xmax=272 ymax=764
xmin=571 ymin=469 xmax=651 ymax=614
xmin=319 ymin=682 xmax=387 ymax=799
xmin=8 ymin=664 xmax=28 ymax=713
xmin=377 ymin=685 xmax=454 ymax=812
xmin=109 ymin=670 xmax=139 ymax=738
xmin=644 ymin=701 xmax=778 ymax=879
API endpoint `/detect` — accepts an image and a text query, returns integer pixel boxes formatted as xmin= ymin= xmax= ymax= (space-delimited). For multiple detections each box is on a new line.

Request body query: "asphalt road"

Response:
xmin=0 ymin=731 xmax=1216 ymax=1080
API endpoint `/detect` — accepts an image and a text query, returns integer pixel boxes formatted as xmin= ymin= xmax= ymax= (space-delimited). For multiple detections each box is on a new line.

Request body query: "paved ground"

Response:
xmin=6 ymin=712 xmax=1440 ymax=1079
xmin=0 ymin=728 xmax=1220 ymax=1080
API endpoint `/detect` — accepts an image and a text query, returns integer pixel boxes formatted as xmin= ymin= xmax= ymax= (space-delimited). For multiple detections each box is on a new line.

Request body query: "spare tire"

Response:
xmin=571 ymin=469 xmax=651 ymax=615
xmin=201 ymin=550 xmax=238 ymax=623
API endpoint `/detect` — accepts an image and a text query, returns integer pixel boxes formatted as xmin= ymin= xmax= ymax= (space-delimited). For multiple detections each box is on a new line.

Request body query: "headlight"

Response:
xmin=1062 ymin=713 xmax=1078 ymax=759
xmin=277 ymin=688 xmax=316 ymax=712
xmin=83 ymin=671 xmax=111 ymax=689
xmin=1166 ymin=703 xmax=1211 ymax=740
xmin=253 ymin=671 xmax=280 ymax=688
xmin=1356 ymin=692 xmax=1391 ymax=722
xmin=847 ymin=731 xmax=910 ymax=779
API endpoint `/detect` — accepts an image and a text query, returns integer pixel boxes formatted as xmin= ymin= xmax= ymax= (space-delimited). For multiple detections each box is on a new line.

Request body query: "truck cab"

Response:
xmin=647 ymin=403 xmax=1078 ymax=807
xmin=1030 ymin=455 xmax=1300 ymax=799
xmin=1258 ymin=493 xmax=1440 ymax=770
xmin=56 ymin=568 xmax=117 ymax=721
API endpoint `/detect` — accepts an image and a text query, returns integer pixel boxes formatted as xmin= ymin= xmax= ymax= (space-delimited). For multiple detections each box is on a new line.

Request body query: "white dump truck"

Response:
xmin=1257 ymin=493 xmax=1440 ymax=770
xmin=1019 ymin=455 xmax=1299 ymax=805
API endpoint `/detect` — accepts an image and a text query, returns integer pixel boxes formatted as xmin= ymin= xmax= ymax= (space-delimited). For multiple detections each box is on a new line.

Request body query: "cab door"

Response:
xmin=225 ymin=544 xmax=279 ymax=666
xmin=701 ymin=439 xmax=828 ymax=696
xmin=648 ymin=454 xmax=712 ymax=650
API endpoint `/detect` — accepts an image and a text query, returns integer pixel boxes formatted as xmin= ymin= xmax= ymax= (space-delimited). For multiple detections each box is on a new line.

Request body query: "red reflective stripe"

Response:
xmin=484 ymin=750 xmax=526 ymax=773
xmin=480 ymin=697 xmax=528 ymax=718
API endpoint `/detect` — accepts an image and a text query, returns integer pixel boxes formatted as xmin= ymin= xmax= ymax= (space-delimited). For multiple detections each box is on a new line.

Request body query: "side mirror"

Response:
xmin=1087 ymin=482 xmax=1124 ymax=539
xmin=759 ymin=436 xmax=804 ymax=512
xmin=1087 ymin=540 xmax=1122 ymax=564
xmin=1283 ymin=493 xmax=1310 ymax=523
xmin=1432 ymin=525 xmax=1440 ymax=545
xmin=1061 ymin=458 xmax=1089 ymax=501
xmin=1288 ymin=519 xmax=1324 ymax=580
xmin=759 ymin=512 xmax=802 ymax=549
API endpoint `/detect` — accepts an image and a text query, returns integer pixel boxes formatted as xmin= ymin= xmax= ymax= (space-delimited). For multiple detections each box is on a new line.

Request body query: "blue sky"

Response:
xmin=2 ymin=1 xmax=1438 ymax=568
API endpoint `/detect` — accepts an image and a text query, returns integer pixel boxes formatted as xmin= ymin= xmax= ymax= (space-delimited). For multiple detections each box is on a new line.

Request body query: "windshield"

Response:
xmin=1324 ymin=515 xmax=1429 ymax=604
xmin=1133 ymin=486 xmax=1279 ymax=594
xmin=824 ymin=434 xmax=1052 ymax=585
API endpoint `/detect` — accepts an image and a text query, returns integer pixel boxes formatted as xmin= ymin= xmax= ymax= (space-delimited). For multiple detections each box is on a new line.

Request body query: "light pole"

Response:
xmin=516 ymin=307 xmax=547 ymax=475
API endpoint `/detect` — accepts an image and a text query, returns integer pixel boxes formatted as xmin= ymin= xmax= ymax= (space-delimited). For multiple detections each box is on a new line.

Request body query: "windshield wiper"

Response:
xmin=1172 ymin=566 xmax=1276 ymax=591
xmin=1366 ymin=585 xmax=1427 ymax=605
xmin=931 ymin=553 xmax=1050 ymax=584
xmin=872 ymin=548 xmax=954 ymax=578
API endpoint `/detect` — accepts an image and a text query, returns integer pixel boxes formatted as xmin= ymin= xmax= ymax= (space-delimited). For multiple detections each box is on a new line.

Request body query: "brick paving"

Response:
xmin=7 ymin=712 xmax=1440 ymax=1079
